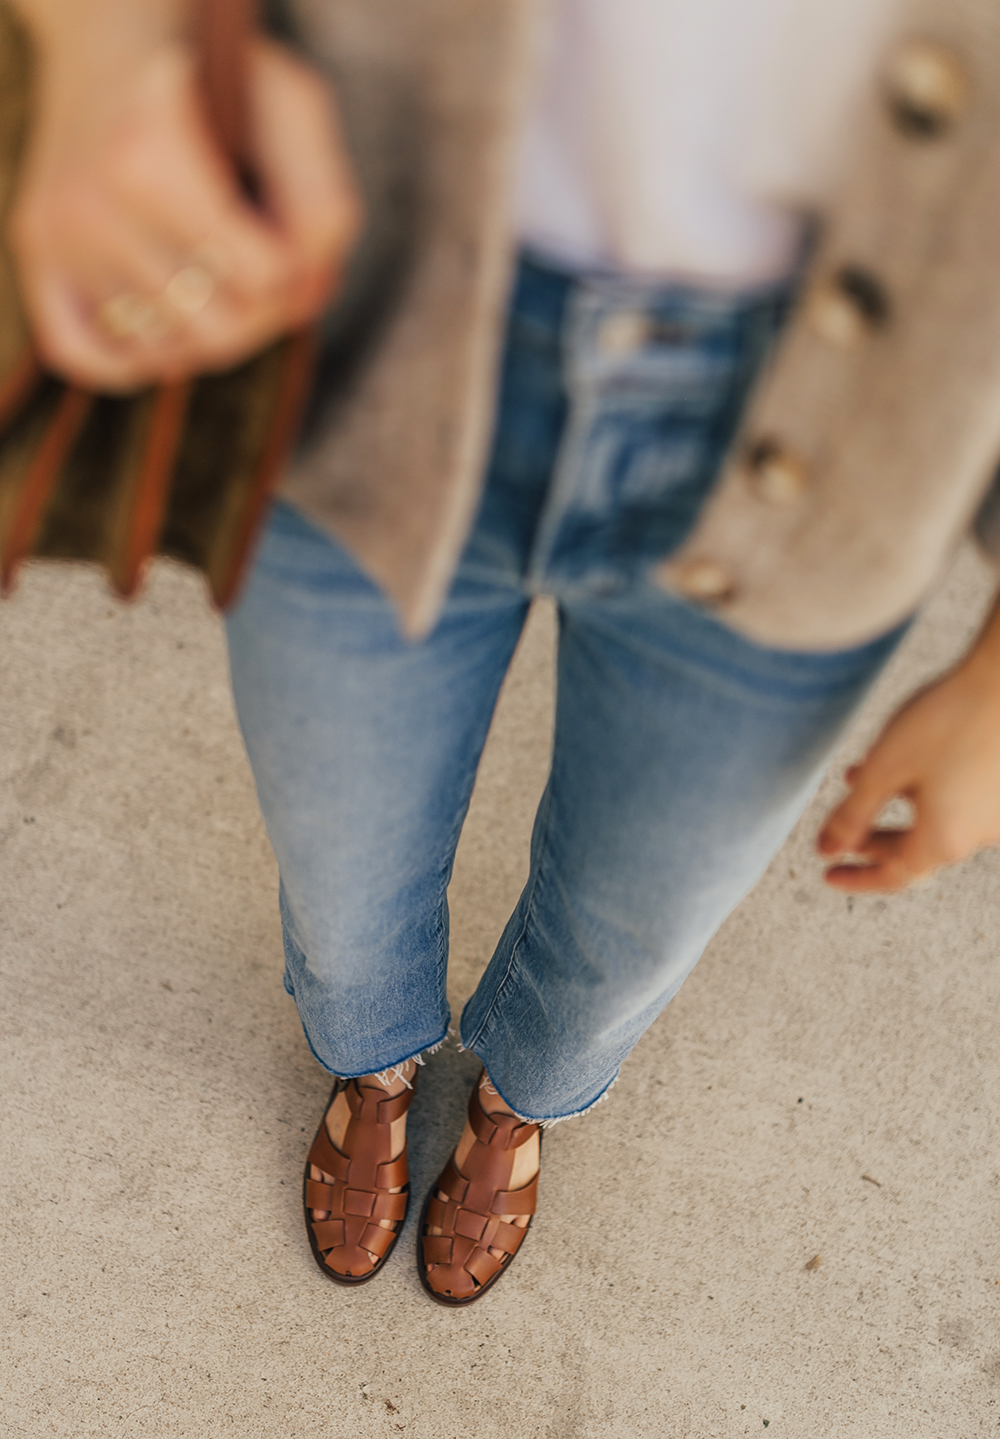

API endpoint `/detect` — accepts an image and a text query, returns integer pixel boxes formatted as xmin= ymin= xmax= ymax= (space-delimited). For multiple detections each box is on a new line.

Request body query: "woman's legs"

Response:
xmin=225 ymin=254 xmax=906 ymax=1292
xmin=461 ymin=586 xmax=906 ymax=1121
xmin=225 ymin=500 xmax=534 ymax=1278
xmin=419 ymin=580 xmax=904 ymax=1297
xmin=225 ymin=498 xmax=531 ymax=1077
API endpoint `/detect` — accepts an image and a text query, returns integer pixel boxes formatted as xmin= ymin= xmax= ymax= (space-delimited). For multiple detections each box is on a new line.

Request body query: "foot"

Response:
xmin=426 ymin=1073 xmax=540 ymax=1259
xmin=419 ymin=1070 xmax=541 ymax=1303
xmin=305 ymin=1059 xmax=416 ymax=1282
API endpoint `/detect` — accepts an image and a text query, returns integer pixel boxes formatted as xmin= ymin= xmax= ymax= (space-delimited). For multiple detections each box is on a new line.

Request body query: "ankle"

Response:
xmin=477 ymin=1069 xmax=525 ymax=1121
xmin=362 ymin=1057 xmax=418 ymax=1097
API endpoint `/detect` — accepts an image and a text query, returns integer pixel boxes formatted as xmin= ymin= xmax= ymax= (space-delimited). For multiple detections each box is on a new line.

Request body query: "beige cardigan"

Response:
xmin=280 ymin=0 xmax=1000 ymax=649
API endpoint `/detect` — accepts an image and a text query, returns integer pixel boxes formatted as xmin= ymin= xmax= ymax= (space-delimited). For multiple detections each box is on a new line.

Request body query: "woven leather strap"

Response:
xmin=420 ymin=1083 xmax=540 ymax=1301
xmin=468 ymin=1095 xmax=538 ymax=1151
xmin=306 ymin=1078 xmax=413 ymax=1279
xmin=344 ymin=1080 xmax=414 ymax=1126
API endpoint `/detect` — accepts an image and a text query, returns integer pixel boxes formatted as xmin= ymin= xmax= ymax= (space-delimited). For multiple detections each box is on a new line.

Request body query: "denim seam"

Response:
xmin=426 ymin=905 xmax=447 ymax=1012
xmin=461 ymin=777 xmax=555 ymax=1053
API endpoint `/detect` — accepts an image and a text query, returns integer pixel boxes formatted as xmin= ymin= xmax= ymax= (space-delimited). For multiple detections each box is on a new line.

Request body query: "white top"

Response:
xmin=516 ymin=0 xmax=903 ymax=287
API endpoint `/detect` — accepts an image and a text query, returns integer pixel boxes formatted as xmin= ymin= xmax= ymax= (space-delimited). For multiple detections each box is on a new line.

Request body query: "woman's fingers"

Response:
xmin=94 ymin=46 xmax=298 ymax=302
xmin=28 ymin=253 xmax=294 ymax=389
xmin=819 ymin=758 xmax=981 ymax=894
xmin=816 ymin=660 xmax=1000 ymax=893
xmin=111 ymin=42 xmax=362 ymax=318
xmin=822 ymin=801 xmax=977 ymax=892
xmin=818 ymin=741 xmax=925 ymax=894
xmin=248 ymin=39 xmax=364 ymax=318
xmin=7 ymin=39 xmax=361 ymax=388
xmin=816 ymin=752 xmax=905 ymax=858
xmin=28 ymin=274 xmax=152 ymax=391
xmin=822 ymin=825 xmax=935 ymax=893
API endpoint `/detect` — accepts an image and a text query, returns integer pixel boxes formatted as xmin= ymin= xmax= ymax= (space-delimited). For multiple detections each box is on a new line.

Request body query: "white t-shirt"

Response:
xmin=516 ymin=0 xmax=903 ymax=287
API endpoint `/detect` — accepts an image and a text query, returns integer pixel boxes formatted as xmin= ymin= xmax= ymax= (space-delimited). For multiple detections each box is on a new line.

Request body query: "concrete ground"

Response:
xmin=1 ymin=541 xmax=998 ymax=1439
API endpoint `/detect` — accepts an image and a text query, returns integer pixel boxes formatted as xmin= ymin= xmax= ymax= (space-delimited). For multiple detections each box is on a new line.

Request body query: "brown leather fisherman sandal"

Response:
xmin=303 ymin=1076 xmax=414 ymax=1284
xmin=417 ymin=1078 xmax=540 ymax=1305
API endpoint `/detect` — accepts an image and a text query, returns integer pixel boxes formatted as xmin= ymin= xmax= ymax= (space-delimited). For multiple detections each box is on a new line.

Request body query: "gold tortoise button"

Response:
xmin=886 ymin=38 xmax=970 ymax=138
xmin=745 ymin=438 xmax=809 ymax=505
xmin=807 ymin=266 xmax=891 ymax=347
xmin=673 ymin=558 xmax=737 ymax=604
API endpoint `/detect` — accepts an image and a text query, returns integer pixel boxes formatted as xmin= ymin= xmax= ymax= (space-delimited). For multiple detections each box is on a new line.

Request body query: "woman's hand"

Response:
xmin=6 ymin=16 xmax=362 ymax=391
xmin=818 ymin=637 xmax=1000 ymax=892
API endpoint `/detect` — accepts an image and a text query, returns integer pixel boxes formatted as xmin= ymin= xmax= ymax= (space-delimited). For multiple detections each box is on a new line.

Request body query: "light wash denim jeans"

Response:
xmin=226 ymin=254 xmax=905 ymax=1123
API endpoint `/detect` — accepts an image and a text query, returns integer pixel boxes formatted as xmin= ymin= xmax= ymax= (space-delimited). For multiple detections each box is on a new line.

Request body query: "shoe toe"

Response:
xmin=326 ymin=1243 xmax=378 ymax=1278
xmin=422 ymin=1259 xmax=481 ymax=1301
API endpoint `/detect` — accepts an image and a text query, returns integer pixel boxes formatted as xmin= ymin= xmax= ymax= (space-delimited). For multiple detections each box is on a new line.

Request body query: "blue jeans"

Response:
xmin=226 ymin=254 xmax=904 ymax=1123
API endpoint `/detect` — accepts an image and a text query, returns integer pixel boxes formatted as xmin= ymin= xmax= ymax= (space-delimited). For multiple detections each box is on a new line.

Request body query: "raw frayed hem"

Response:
xmin=533 ymin=1073 xmax=620 ymax=1129
xmin=469 ymin=1063 xmax=622 ymax=1129
xmin=330 ymin=1031 xmax=449 ymax=1088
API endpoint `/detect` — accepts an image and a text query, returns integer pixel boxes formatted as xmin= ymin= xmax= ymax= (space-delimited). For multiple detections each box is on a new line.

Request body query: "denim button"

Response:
xmin=597 ymin=311 xmax=650 ymax=356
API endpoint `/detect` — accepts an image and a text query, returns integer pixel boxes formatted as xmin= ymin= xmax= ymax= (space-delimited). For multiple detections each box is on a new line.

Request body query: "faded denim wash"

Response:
xmin=226 ymin=253 xmax=905 ymax=1123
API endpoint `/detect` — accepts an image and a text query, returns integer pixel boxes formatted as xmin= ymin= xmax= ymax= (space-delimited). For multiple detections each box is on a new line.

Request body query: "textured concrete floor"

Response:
xmin=1 ymin=543 xmax=999 ymax=1439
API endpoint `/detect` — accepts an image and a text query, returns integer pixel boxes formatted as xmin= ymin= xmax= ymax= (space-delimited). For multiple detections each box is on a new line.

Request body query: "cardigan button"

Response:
xmin=597 ymin=310 xmax=649 ymax=356
xmin=746 ymin=439 xmax=809 ymax=505
xmin=673 ymin=558 xmax=736 ymax=603
xmin=807 ymin=266 xmax=891 ymax=346
xmin=886 ymin=39 xmax=970 ymax=138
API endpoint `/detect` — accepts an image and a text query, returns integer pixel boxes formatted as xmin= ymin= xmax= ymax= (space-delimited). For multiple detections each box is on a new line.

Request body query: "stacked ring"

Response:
xmin=164 ymin=262 xmax=216 ymax=316
xmin=97 ymin=255 xmax=219 ymax=343
xmin=97 ymin=292 xmax=172 ymax=342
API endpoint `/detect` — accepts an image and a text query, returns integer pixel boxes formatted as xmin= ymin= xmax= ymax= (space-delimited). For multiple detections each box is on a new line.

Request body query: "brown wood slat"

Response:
xmin=0 ymin=378 xmax=62 ymax=556
xmin=0 ymin=348 xmax=41 ymax=435
xmin=0 ymin=385 xmax=90 ymax=592
xmin=110 ymin=379 xmax=192 ymax=597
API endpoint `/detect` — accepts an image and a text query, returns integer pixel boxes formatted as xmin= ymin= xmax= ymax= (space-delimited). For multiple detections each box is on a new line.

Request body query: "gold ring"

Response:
xmin=164 ymin=262 xmax=216 ymax=317
xmin=97 ymin=292 xmax=174 ymax=343
xmin=98 ymin=245 xmax=224 ymax=343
